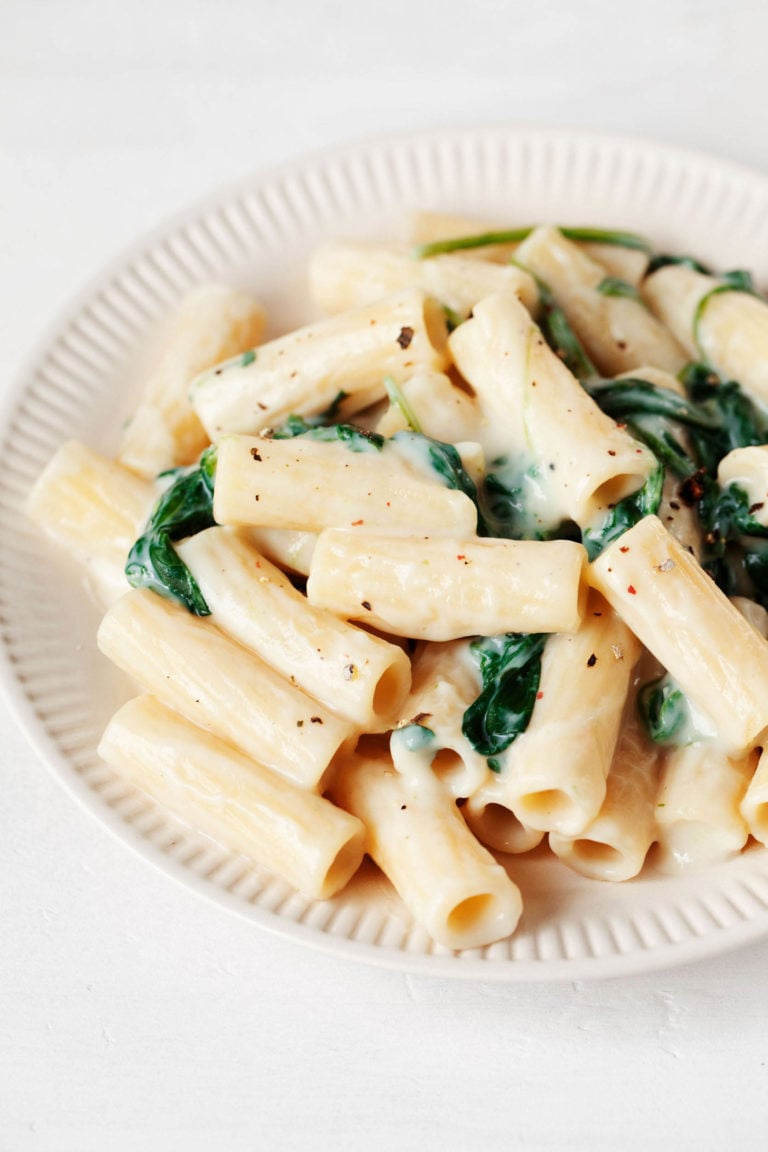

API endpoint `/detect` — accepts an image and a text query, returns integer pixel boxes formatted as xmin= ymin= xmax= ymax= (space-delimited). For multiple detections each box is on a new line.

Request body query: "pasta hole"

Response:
xmin=319 ymin=829 xmax=366 ymax=898
xmin=371 ymin=660 xmax=410 ymax=721
xmin=466 ymin=802 xmax=537 ymax=854
xmin=430 ymin=748 xmax=465 ymax=788
xmin=516 ymin=789 xmax=574 ymax=825
xmin=446 ymin=893 xmax=494 ymax=936
xmin=570 ymin=839 xmax=624 ymax=868
xmin=591 ymin=472 xmax=648 ymax=514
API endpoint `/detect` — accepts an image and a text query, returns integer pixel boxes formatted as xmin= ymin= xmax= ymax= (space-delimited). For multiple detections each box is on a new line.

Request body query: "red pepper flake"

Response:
xmin=536 ymin=691 xmax=544 ymax=700
xmin=627 ymin=584 xmax=637 ymax=595
xmin=608 ymin=450 xmax=616 ymax=456
xmin=457 ymin=554 xmax=466 ymax=560
xmin=351 ymin=519 xmax=364 ymax=526
xmin=619 ymin=545 xmax=629 ymax=553
xmin=397 ymin=325 xmax=414 ymax=349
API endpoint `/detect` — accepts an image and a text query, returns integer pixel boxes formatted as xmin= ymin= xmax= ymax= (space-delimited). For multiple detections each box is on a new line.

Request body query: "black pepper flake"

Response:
xmin=361 ymin=600 xmax=372 ymax=611
xmin=587 ymin=653 xmax=597 ymax=667
xmin=397 ymin=325 xmax=414 ymax=349
xmin=750 ymin=502 xmax=765 ymax=515
xmin=401 ymin=804 xmax=407 ymax=810
xmin=310 ymin=716 xmax=323 ymax=724
xmin=669 ymin=500 xmax=680 ymax=510
xmin=254 ymin=494 xmax=260 ymax=501
xmin=616 ymin=340 xmax=627 ymax=350
xmin=250 ymin=447 xmax=262 ymax=461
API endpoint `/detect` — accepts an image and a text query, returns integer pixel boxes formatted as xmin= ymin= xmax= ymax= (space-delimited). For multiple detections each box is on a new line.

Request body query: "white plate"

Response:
xmin=4 ymin=125 xmax=768 ymax=982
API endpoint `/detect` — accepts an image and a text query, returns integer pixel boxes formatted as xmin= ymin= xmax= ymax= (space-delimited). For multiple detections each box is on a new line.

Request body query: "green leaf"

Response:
xmin=392 ymin=723 xmax=436 ymax=752
xmin=384 ymin=375 xmax=423 ymax=433
xmin=646 ymin=253 xmax=710 ymax=275
xmin=521 ymin=273 xmax=597 ymax=381
xmin=124 ymin=446 xmax=218 ymax=615
xmin=638 ymin=674 xmax=692 ymax=745
xmin=273 ymin=418 xmax=385 ymax=452
xmin=585 ymin=377 xmax=722 ymax=432
xmin=581 ymin=464 xmax=664 ymax=561
xmin=462 ymin=632 xmax=546 ymax=758
xmin=126 ymin=532 xmax=211 ymax=616
xmin=411 ymin=225 xmax=650 ymax=260
xmin=596 ymin=277 xmax=642 ymax=302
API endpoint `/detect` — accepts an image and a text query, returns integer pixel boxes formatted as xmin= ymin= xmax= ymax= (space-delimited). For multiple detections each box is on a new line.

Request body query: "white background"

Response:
xmin=2 ymin=2 xmax=768 ymax=1149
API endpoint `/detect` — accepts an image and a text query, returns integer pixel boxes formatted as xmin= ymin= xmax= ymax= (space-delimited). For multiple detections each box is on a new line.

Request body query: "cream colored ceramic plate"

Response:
xmin=3 ymin=126 xmax=768 ymax=981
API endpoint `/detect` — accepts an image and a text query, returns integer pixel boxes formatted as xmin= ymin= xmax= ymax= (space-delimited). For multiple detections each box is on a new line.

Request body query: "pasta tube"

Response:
xmin=643 ymin=264 xmax=768 ymax=405
xmin=448 ymin=290 xmax=656 ymax=527
xmin=589 ymin=514 xmax=768 ymax=752
xmin=330 ymin=748 xmax=522 ymax=950
xmin=740 ymin=746 xmax=768 ymax=846
xmin=514 ymin=225 xmax=687 ymax=376
xmin=307 ymin=529 xmax=587 ymax=641
xmin=99 ymin=695 xmax=365 ymax=899
xmin=191 ymin=289 xmax=449 ymax=438
xmin=717 ymin=446 xmax=768 ymax=528
xmin=26 ymin=439 xmax=155 ymax=606
xmin=653 ymin=742 xmax=756 ymax=872
xmin=548 ymin=701 xmax=659 ymax=880
xmin=96 ymin=588 xmax=355 ymax=789
xmin=308 ymin=240 xmax=538 ymax=317
xmin=176 ymin=527 xmax=411 ymax=730
xmin=212 ymin=434 xmax=478 ymax=536
xmin=119 ymin=283 xmax=266 ymax=476
xmin=496 ymin=593 xmax=641 ymax=836
xmin=374 ymin=370 xmax=486 ymax=445
xmin=240 ymin=527 xmax=317 ymax=577
xmin=462 ymin=784 xmax=545 ymax=856
xmin=389 ymin=640 xmax=490 ymax=800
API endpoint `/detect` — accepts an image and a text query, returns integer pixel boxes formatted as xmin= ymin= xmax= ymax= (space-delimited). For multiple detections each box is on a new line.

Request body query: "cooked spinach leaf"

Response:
xmin=646 ymin=253 xmax=710 ymax=275
xmin=581 ymin=463 xmax=664 ymax=561
xmin=384 ymin=375 xmax=424 ymax=433
xmin=638 ymin=674 xmax=693 ymax=745
xmin=522 ymin=273 xmax=597 ymax=381
xmin=125 ymin=445 xmax=217 ymax=615
xmin=412 ymin=225 xmax=650 ymax=260
xmin=273 ymin=418 xmax=385 ymax=452
xmin=596 ymin=277 xmax=642 ymax=302
xmin=462 ymin=632 xmax=546 ymax=759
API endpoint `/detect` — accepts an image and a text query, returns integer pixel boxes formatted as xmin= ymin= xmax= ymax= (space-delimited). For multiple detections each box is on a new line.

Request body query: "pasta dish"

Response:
xmin=26 ymin=213 xmax=768 ymax=951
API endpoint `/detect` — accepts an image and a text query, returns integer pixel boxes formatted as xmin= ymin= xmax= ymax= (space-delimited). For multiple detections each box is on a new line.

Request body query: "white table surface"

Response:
xmin=3 ymin=2 xmax=768 ymax=1148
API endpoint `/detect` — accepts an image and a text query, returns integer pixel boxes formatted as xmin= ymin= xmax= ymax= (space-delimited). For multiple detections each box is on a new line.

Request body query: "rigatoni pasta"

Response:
xmin=27 ymin=214 xmax=768 ymax=955
xmin=100 ymin=695 xmax=365 ymax=899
